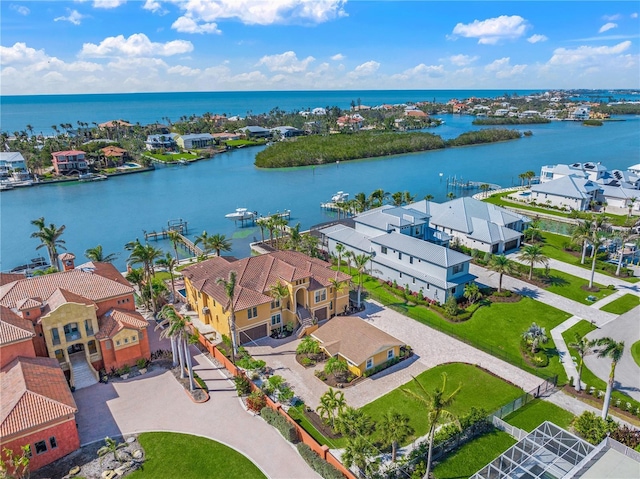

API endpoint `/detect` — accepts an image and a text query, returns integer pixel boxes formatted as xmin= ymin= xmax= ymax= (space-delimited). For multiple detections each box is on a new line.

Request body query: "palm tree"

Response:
xmin=489 ymin=254 xmax=513 ymax=293
xmin=518 ymin=172 xmax=527 ymax=187
xmin=627 ymin=197 xmax=637 ymax=218
xmin=84 ymin=244 xmax=117 ymax=263
xmin=522 ymin=322 xmax=548 ymax=353
xmin=424 ymin=194 xmax=434 ymax=201
xmin=334 ymin=243 xmax=346 ymax=268
xmin=479 ymin=183 xmax=491 ymax=198
xmin=324 ymin=356 xmax=349 ymax=383
xmin=194 ymin=231 xmax=213 ymax=257
xmin=523 ymin=219 xmax=543 ymax=243
xmin=402 ymin=373 xmax=461 ymax=479
xmin=208 ymin=233 xmax=232 ymax=256
xmin=167 ymin=229 xmax=182 ymax=263
xmin=329 ymin=277 xmax=347 ymax=317
xmin=369 ymin=188 xmax=387 ymax=208
xmin=517 ymin=244 xmax=548 ymax=280
xmin=316 ymin=387 xmax=347 ymax=430
xmin=97 ymin=437 xmax=127 ymax=465
xmin=403 ymin=191 xmax=416 ymax=205
xmin=354 ymin=192 xmax=369 ymax=212
xmin=352 ymin=253 xmax=372 ymax=309
xmin=378 ymin=410 xmax=414 ymax=462
xmin=614 ymin=229 xmax=631 ymax=276
xmin=216 ymin=271 xmax=238 ymax=363
xmin=256 ymin=217 xmax=267 ymax=244
xmin=335 ymin=407 xmax=374 ymax=437
xmin=296 ymin=336 xmax=320 ymax=355
xmin=572 ymin=219 xmax=594 ymax=265
xmin=391 ymin=191 xmax=404 ymax=206
xmin=127 ymin=240 xmax=163 ymax=313
xmin=587 ymin=230 xmax=606 ymax=288
xmin=125 ymin=268 xmax=145 ymax=290
xmin=156 ymin=253 xmax=178 ymax=302
xmin=594 ymin=337 xmax=625 ymax=419
xmin=287 ymin=223 xmax=302 ymax=251
xmin=463 ymin=282 xmax=482 ymax=305
xmin=568 ymin=333 xmax=597 ymax=392
xmin=157 ymin=305 xmax=195 ymax=391
xmin=447 ymin=192 xmax=456 ymax=200
xmin=269 ymin=280 xmax=289 ymax=333
xmin=525 ymin=170 xmax=536 ymax=186
xmin=30 ymin=217 xmax=66 ymax=271
xmin=342 ymin=435 xmax=376 ymax=477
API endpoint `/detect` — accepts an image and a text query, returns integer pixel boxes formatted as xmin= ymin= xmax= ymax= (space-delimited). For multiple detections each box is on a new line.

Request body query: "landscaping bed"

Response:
xmin=561 ymin=385 xmax=640 ymax=426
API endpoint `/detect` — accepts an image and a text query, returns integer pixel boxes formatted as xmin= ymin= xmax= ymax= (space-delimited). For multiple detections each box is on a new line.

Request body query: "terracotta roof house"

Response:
xmin=98 ymin=120 xmax=133 ymax=129
xmin=100 ymin=146 xmax=130 ymax=165
xmin=311 ymin=316 xmax=405 ymax=376
xmin=182 ymin=251 xmax=351 ymax=345
xmin=0 ymin=259 xmax=149 ymax=389
xmin=51 ymin=150 xmax=88 ymax=176
xmin=0 ymin=306 xmax=36 ymax=368
xmin=0 ymin=356 xmax=80 ymax=472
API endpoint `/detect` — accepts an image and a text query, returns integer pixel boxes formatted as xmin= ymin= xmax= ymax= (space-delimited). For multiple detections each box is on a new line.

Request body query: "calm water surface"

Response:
xmin=1 ymin=115 xmax=639 ymax=271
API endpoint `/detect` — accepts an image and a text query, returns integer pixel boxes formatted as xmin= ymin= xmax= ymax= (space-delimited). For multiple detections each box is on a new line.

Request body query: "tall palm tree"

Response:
xmin=587 ymin=230 xmax=606 ymax=288
xmin=127 ymin=240 xmax=163 ymax=313
xmin=614 ymin=229 xmax=631 ymax=276
xmin=572 ymin=219 xmax=594 ymax=265
xmin=329 ymin=277 xmax=347 ymax=317
xmin=568 ymin=333 xmax=597 ymax=392
xmin=402 ymin=373 xmax=461 ymax=479
xmin=525 ymin=170 xmax=536 ymax=186
xmin=378 ymin=410 xmax=414 ymax=462
xmin=208 ymin=233 xmax=232 ymax=256
xmin=287 ymin=223 xmax=302 ymax=251
xmin=489 ymin=254 xmax=513 ymax=293
xmin=352 ymin=253 xmax=373 ymax=309
xmin=156 ymin=253 xmax=178 ymax=302
xmin=424 ymin=194 xmax=434 ymax=201
xmin=84 ymin=244 xmax=117 ymax=263
xmin=30 ymin=217 xmax=66 ymax=271
xmin=216 ymin=271 xmax=238 ymax=363
xmin=167 ymin=229 xmax=182 ymax=263
xmin=342 ymin=435 xmax=376 ymax=477
xmin=354 ymin=192 xmax=369 ymax=213
xmin=316 ymin=387 xmax=347 ymax=430
xmin=369 ymin=188 xmax=387 ymax=208
xmin=334 ymin=243 xmax=346 ymax=268
xmin=403 ymin=191 xmax=416 ymax=205
xmin=157 ymin=305 xmax=195 ymax=390
xmin=391 ymin=191 xmax=404 ymax=206
xmin=517 ymin=244 xmax=548 ymax=280
xmin=595 ymin=337 xmax=625 ymax=419
xmin=627 ymin=197 xmax=637 ymax=218
xmin=335 ymin=407 xmax=374 ymax=438
xmin=194 ymin=231 xmax=213 ymax=257
xmin=269 ymin=280 xmax=289 ymax=332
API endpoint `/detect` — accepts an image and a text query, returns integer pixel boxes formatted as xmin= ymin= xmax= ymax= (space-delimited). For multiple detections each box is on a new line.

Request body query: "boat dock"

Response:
xmin=144 ymin=219 xmax=204 ymax=256
xmin=446 ymin=177 xmax=501 ymax=192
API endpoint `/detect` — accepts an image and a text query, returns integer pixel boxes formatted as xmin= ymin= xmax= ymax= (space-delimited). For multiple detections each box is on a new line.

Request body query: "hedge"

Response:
xmin=362 ymin=356 xmax=401 ymax=377
xmin=296 ymin=443 xmax=344 ymax=479
xmin=260 ymin=407 xmax=299 ymax=443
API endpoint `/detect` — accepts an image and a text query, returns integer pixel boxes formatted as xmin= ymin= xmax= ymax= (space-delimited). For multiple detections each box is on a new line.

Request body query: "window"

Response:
xmin=51 ymin=327 xmax=61 ymax=346
xmin=54 ymin=349 xmax=64 ymax=362
xmin=271 ymin=299 xmax=280 ymax=309
xmin=398 ymin=252 xmax=402 ymax=260
xmin=88 ymin=340 xmax=97 ymax=355
xmin=366 ymin=358 xmax=373 ymax=369
xmin=271 ymin=313 xmax=281 ymax=326
xmin=314 ymin=289 xmax=327 ymax=303
xmin=85 ymin=319 xmax=94 ymax=336
xmin=452 ymin=264 xmax=463 ymax=274
xmin=116 ymin=340 xmax=121 ymax=346
xmin=247 ymin=307 xmax=258 ymax=319
xmin=131 ymin=335 xmax=137 ymax=342
xmin=381 ymin=246 xmax=387 ymax=254
xmin=409 ymin=256 xmax=413 ymax=264
xmin=105 ymin=340 xmax=112 ymax=350
xmin=25 ymin=311 xmax=30 ymax=317
xmin=124 ymin=337 xmax=129 ymax=344
xmin=139 ymin=331 xmax=144 ymax=341
xmin=49 ymin=437 xmax=57 ymax=449
xmin=387 ymin=349 xmax=394 ymax=360
xmin=64 ymin=323 xmax=80 ymax=342
xmin=330 ymin=301 xmax=333 ymax=311
xmin=412 ymin=277 xmax=416 ymax=284
xmin=34 ymin=440 xmax=47 ymax=455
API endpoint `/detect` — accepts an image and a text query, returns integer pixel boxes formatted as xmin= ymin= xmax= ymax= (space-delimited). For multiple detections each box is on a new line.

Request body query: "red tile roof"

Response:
xmin=96 ymin=308 xmax=148 ymax=340
xmin=1 ymin=357 xmax=77 ymax=439
xmin=51 ymin=150 xmax=85 ymax=157
xmin=182 ymin=251 xmax=350 ymax=311
xmin=59 ymin=253 xmax=76 ymax=261
xmin=0 ymin=274 xmax=26 ymax=287
xmin=101 ymin=146 xmax=127 ymax=157
xmin=0 ymin=266 xmax=133 ymax=310
xmin=43 ymin=288 xmax=96 ymax=314
xmin=15 ymin=297 xmax=42 ymax=311
xmin=0 ymin=306 xmax=35 ymax=346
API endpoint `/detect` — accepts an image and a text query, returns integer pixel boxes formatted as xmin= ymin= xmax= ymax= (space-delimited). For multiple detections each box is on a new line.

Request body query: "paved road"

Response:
xmin=74 ymin=325 xmax=318 ymax=479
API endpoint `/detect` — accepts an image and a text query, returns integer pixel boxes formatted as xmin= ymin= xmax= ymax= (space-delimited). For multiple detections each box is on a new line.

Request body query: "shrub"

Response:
xmin=362 ymin=356 xmax=401 ymax=377
xmin=296 ymin=443 xmax=344 ymax=479
xmin=278 ymin=386 xmax=294 ymax=404
xmin=193 ymin=372 xmax=208 ymax=391
xmin=234 ymin=374 xmax=252 ymax=396
xmin=136 ymin=358 xmax=148 ymax=369
xmin=246 ymin=390 xmax=267 ymax=412
xmin=260 ymin=407 xmax=299 ymax=443
xmin=573 ymin=411 xmax=619 ymax=445
xmin=301 ymin=357 xmax=313 ymax=366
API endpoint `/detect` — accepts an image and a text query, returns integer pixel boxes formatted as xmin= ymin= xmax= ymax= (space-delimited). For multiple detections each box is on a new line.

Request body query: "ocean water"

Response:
xmin=1 ymin=89 xmax=542 ymax=135
xmin=2 ymin=112 xmax=639 ymax=272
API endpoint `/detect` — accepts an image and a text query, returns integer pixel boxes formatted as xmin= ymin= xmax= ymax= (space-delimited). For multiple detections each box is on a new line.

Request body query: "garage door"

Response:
xmin=238 ymin=323 xmax=268 ymax=345
xmin=314 ymin=307 xmax=327 ymax=321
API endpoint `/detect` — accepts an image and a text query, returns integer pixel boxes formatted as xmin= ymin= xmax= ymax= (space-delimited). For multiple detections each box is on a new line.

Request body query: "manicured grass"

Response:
xmin=346 ymin=267 xmax=570 ymax=383
xmin=226 ymin=139 xmax=267 ymax=147
xmin=360 ymin=363 xmax=524 ymax=444
xmin=153 ymin=271 xmax=173 ymax=282
xmin=543 ymin=269 xmax=613 ymax=304
xmin=600 ymin=294 xmax=640 ymax=314
xmin=504 ymin=399 xmax=575 ymax=432
xmin=289 ymin=405 xmax=340 ymax=449
xmin=128 ymin=432 xmax=265 ymax=479
xmin=631 ymin=341 xmax=640 ymax=368
xmin=146 ymin=152 xmax=198 ymax=162
xmin=432 ymin=429 xmax=516 ymax=479
xmin=561 ymin=320 xmax=597 ymax=347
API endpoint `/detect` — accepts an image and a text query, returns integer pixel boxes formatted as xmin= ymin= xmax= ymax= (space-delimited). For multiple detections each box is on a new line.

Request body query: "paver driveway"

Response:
xmin=246 ymin=301 xmax=543 ymax=410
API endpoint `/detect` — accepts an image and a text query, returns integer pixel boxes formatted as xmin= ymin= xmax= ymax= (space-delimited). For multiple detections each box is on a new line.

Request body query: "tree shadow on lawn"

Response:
xmin=512 ymin=286 xmax=540 ymax=299
xmin=546 ymin=275 xmax=570 ymax=288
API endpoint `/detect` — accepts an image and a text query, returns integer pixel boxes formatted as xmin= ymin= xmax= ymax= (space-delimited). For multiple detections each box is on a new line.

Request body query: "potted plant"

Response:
xmin=119 ymin=364 xmax=131 ymax=380
xmin=136 ymin=358 xmax=148 ymax=375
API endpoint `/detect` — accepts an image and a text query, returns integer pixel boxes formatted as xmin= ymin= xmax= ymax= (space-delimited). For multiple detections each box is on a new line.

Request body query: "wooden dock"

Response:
xmin=143 ymin=219 xmax=203 ymax=256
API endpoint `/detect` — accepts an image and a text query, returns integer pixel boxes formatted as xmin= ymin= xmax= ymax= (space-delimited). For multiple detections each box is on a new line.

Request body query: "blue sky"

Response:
xmin=1 ymin=1 xmax=639 ymax=94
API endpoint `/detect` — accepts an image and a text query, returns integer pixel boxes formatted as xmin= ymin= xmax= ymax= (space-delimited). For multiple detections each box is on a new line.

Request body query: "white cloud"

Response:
xmin=632 ymin=13 xmax=638 ymax=19
xmin=603 ymin=14 xmax=622 ymax=21
xmin=452 ymin=15 xmax=528 ymax=45
xmin=93 ymin=0 xmax=126 ymax=9
xmin=54 ymin=9 xmax=85 ymax=25
xmin=172 ymin=16 xmax=221 ymax=34
xmin=549 ymin=41 xmax=632 ymax=65
xmin=0 ymin=43 xmax=49 ymax=65
xmin=168 ymin=65 xmax=201 ymax=76
xmin=527 ymin=34 xmax=548 ymax=44
xmin=331 ymin=53 xmax=345 ymax=61
xmin=349 ymin=60 xmax=380 ymax=77
xmin=80 ymin=34 xmax=193 ymax=57
xmin=142 ymin=0 xmax=166 ymax=15
xmin=257 ymin=51 xmax=315 ymax=73
xmin=172 ymin=0 xmax=346 ymax=34
xmin=449 ymin=54 xmax=478 ymax=66
xmin=484 ymin=57 xmax=527 ymax=78
xmin=391 ymin=63 xmax=445 ymax=80
xmin=599 ymin=22 xmax=618 ymax=33
xmin=10 ymin=4 xmax=30 ymax=15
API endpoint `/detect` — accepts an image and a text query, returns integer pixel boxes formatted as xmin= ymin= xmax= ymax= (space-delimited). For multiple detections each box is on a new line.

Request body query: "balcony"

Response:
xmin=65 ymin=331 xmax=81 ymax=342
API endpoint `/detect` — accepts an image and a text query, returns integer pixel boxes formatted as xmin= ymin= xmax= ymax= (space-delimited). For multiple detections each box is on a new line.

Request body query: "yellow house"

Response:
xmin=181 ymin=251 xmax=351 ymax=345
xmin=311 ymin=315 xmax=405 ymax=377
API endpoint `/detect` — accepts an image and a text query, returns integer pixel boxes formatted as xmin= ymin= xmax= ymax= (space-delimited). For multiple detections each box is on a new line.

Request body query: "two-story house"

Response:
xmin=181 ymin=251 xmax=351 ymax=346
xmin=176 ymin=133 xmax=214 ymax=150
xmin=51 ymin=150 xmax=88 ymax=176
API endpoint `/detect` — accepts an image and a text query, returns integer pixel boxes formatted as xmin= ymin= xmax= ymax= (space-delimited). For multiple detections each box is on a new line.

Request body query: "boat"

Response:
xmin=9 ymin=256 xmax=50 ymax=273
xmin=78 ymin=173 xmax=108 ymax=182
xmin=331 ymin=191 xmax=349 ymax=202
xmin=225 ymin=208 xmax=256 ymax=221
xmin=178 ymin=159 xmax=189 ymax=166
xmin=0 ymin=182 xmax=14 ymax=191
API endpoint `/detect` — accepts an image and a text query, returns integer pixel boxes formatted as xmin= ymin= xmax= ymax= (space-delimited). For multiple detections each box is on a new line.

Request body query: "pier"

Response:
xmin=143 ymin=219 xmax=203 ymax=256
xmin=445 ymin=176 xmax=501 ymax=194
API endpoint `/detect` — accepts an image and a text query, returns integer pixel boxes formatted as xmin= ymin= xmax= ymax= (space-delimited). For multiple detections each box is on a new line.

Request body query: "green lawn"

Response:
xmin=631 ymin=341 xmax=640 ymax=368
xmin=360 ymin=363 xmax=523 ymax=445
xmin=433 ymin=429 xmax=516 ymax=479
xmin=289 ymin=405 xmax=340 ymax=449
xmin=346 ymin=268 xmax=570 ymax=384
xmin=504 ymin=399 xmax=575 ymax=432
xmin=146 ymin=152 xmax=198 ymax=162
xmin=561 ymin=320 xmax=597 ymax=346
xmin=543 ymin=269 xmax=613 ymax=304
xmin=153 ymin=271 xmax=173 ymax=282
xmin=600 ymin=294 xmax=640 ymax=314
xmin=128 ymin=432 xmax=265 ymax=479
xmin=226 ymin=139 xmax=267 ymax=147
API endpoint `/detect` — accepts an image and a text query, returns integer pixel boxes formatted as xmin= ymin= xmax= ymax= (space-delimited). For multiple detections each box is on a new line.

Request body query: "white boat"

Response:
xmin=331 ymin=191 xmax=349 ymax=202
xmin=225 ymin=208 xmax=255 ymax=221
xmin=0 ymin=182 xmax=14 ymax=191
xmin=79 ymin=173 xmax=108 ymax=182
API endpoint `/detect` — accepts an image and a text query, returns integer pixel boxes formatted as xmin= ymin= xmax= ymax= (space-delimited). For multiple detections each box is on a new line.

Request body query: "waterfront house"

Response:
xmin=530 ymin=175 xmax=600 ymax=211
xmin=569 ymin=105 xmax=591 ymax=120
xmin=176 ymin=133 xmax=214 ymax=150
xmin=211 ymin=132 xmax=241 ymax=143
xmin=539 ymin=162 xmax=608 ymax=183
xmin=0 ymin=152 xmax=29 ymax=180
xmin=100 ymin=146 xmax=130 ymax=166
xmin=98 ymin=120 xmax=133 ymax=129
xmin=51 ymin=150 xmax=88 ymax=176
xmin=271 ymin=126 xmax=305 ymax=139
xmin=237 ymin=126 xmax=272 ymax=139
xmin=181 ymin=251 xmax=351 ymax=345
xmin=336 ymin=114 xmax=364 ymax=130
xmin=0 ymin=256 xmax=150 ymax=388
xmin=310 ymin=316 xmax=405 ymax=377
xmin=145 ymin=133 xmax=178 ymax=151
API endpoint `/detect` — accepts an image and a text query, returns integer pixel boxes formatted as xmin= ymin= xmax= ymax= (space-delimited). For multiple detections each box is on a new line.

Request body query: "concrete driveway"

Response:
xmin=246 ymin=301 xmax=543 ymax=410
xmin=73 ymin=325 xmax=318 ymax=479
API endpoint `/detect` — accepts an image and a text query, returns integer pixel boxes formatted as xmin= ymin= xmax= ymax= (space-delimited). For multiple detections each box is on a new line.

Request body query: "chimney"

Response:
xmin=60 ymin=253 xmax=76 ymax=271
